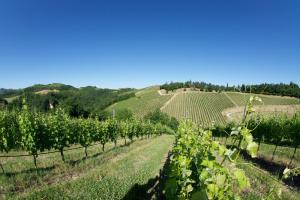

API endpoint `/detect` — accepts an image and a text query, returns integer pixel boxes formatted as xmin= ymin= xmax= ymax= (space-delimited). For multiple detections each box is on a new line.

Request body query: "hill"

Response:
xmin=109 ymin=87 xmax=300 ymax=126
xmin=161 ymin=91 xmax=300 ymax=126
xmin=1 ymin=84 xmax=136 ymax=117
xmin=106 ymin=86 xmax=172 ymax=118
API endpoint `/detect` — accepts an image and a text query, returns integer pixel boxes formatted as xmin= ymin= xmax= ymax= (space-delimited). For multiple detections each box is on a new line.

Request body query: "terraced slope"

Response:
xmin=161 ymin=92 xmax=234 ymax=126
xmin=106 ymin=86 xmax=172 ymax=118
xmin=226 ymin=92 xmax=300 ymax=106
xmin=161 ymin=92 xmax=300 ymax=126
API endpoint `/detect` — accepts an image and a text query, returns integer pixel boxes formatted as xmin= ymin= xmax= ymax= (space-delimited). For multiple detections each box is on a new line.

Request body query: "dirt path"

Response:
xmin=224 ymin=92 xmax=238 ymax=107
xmin=160 ymin=92 xmax=178 ymax=111
xmin=222 ymin=104 xmax=300 ymax=121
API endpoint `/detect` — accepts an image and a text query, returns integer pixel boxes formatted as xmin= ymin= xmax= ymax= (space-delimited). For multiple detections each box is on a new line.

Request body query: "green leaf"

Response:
xmin=216 ymin=174 xmax=226 ymax=187
xmin=246 ymin=142 xmax=258 ymax=158
xmin=233 ymin=169 xmax=250 ymax=189
xmin=186 ymin=184 xmax=194 ymax=193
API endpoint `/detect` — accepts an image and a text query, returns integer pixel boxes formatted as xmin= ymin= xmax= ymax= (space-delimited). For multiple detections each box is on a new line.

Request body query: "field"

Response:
xmin=226 ymin=92 xmax=300 ymax=106
xmin=0 ymin=135 xmax=173 ymax=200
xmin=106 ymin=86 xmax=172 ymax=118
xmin=1 ymin=87 xmax=300 ymax=200
xmin=161 ymin=91 xmax=300 ymax=126
xmin=161 ymin=92 xmax=234 ymax=125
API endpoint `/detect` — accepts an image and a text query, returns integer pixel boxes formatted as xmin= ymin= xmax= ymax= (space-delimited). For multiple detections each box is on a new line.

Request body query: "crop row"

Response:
xmin=0 ymin=101 xmax=173 ymax=170
xmin=162 ymin=93 xmax=234 ymax=126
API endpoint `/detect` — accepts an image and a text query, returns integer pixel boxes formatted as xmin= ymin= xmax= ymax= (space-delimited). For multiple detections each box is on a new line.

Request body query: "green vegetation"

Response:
xmin=144 ymin=109 xmax=179 ymax=131
xmin=106 ymin=86 xmax=172 ymax=118
xmin=166 ymin=96 xmax=261 ymax=199
xmin=2 ymin=84 xmax=136 ymax=118
xmin=214 ymin=112 xmax=300 ymax=166
xmin=166 ymin=95 xmax=300 ymax=200
xmin=226 ymin=92 xmax=300 ymax=106
xmin=160 ymin=81 xmax=300 ymax=98
xmin=0 ymin=135 xmax=173 ymax=199
xmin=237 ymin=157 xmax=300 ymax=200
xmin=0 ymin=101 xmax=174 ymax=170
xmin=161 ymin=92 xmax=300 ymax=126
xmin=162 ymin=92 xmax=234 ymax=126
xmin=1 ymin=83 xmax=300 ymax=200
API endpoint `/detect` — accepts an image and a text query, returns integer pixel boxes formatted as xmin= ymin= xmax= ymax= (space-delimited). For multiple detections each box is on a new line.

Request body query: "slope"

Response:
xmin=161 ymin=91 xmax=300 ymax=126
xmin=106 ymin=86 xmax=172 ymax=118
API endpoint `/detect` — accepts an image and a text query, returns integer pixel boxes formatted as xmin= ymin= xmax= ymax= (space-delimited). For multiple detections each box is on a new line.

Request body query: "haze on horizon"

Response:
xmin=0 ymin=0 xmax=299 ymax=89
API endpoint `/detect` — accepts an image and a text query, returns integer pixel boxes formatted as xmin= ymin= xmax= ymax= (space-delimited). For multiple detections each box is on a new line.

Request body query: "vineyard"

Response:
xmin=0 ymin=99 xmax=174 ymax=165
xmin=161 ymin=92 xmax=234 ymax=126
xmin=161 ymin=91 xmax=300 ymax=126
xmin=0 ymin=100 xmax=176 ymax=199
xmin=226 ymin=92 xmax=300 ymax=106
xmin=1 ymin=134 xmax=173 ymax=199
xmin=165 ymin=96 xmax=300 ymax=200
xmin=1 ymin=89 xmax=300 ymax=200
xmin=106 ymin=86 xmax=172 ymax=118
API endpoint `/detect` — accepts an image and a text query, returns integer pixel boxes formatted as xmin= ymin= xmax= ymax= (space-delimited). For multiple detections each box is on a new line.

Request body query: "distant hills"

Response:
xmin=0 ymin=83 xmax=136 ymax=118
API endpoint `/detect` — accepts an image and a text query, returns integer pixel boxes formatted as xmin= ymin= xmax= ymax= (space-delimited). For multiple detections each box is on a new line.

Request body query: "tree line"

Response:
xmin=1 ymin=85 xmax=136 ymax=119
xmin=160 ymin=81 xmax=300 ymax=98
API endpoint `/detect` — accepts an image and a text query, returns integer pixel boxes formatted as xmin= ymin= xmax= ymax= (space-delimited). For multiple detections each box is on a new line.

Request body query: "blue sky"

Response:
xmin=0 ymin=0 xmax=299 ymax=89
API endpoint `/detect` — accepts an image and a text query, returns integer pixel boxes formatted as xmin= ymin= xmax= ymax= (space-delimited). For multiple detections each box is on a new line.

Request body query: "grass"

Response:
xmin=106 ymin=86 xmax=172 ymax=118
xmin=216 ymin=137 xmax=300 ymax=199
xmin=218 ymin=137 xmax=300 ymax=166
xmin=0 ymin=135 xmax=174 ymax=200
xmin=237 ymin=157 xmax=300 ymax=200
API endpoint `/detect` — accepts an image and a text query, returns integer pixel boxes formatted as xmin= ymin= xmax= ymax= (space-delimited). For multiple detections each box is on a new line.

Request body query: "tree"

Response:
xmin=115 ymin=108 xmax=133 ymax=121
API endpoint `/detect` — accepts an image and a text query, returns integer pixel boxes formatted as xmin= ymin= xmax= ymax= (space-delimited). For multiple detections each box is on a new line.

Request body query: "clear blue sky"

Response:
xmin=0 ymin=0 xmax=299 ymax=89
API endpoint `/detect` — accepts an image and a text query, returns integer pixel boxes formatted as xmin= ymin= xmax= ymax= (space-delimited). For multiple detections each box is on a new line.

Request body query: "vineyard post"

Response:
xmin=85 ymin=146 xmax=88 ymax=158
xmin=32 ymin=153 xmax=38 ymax=168
xmin=60 ymin=148 xmax=65 ymax=162
xmin=0 ymin=161 xmax=4 ymax=173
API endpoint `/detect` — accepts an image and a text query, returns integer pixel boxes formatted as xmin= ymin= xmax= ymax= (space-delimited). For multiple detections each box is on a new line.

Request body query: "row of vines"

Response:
xmin=168 ymin=96 xmax=298 ymax=199
xmin=162 ymin=93 xmax=234 ymax=126
xmin=168 ymin=97 xmax=260 ymax=199
xmin=213 ymin=112 xmax=300 ymax=166
xmin=0 ymin=100 xmax=173 ymax=170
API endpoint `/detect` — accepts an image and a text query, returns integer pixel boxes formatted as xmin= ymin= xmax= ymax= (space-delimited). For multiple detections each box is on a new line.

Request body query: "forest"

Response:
xmin=160 ymin=81 xmax=300 ymax=98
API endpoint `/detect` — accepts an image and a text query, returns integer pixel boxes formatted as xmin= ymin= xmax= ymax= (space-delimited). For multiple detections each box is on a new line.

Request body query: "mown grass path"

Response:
xmin=2 ymin=135 xmax=173 ymax=200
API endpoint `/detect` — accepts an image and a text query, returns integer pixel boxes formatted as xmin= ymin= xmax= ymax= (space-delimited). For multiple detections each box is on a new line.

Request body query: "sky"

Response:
xmin=0 ymin=0 xmax=299 ymax=89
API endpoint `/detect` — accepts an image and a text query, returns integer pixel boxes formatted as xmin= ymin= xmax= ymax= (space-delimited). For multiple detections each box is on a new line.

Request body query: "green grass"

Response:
xmin=237 ymin=158 xmax=300 ymax=200
xmin=218 ymin=137 xmax=300 ymax=166
xmin=106 ymin=86 xmax=172 ymax=118
xmin=0 ymin=135 xmax=174 ymax=200
xmin=161 ymin=92 xmax=235 ymax=126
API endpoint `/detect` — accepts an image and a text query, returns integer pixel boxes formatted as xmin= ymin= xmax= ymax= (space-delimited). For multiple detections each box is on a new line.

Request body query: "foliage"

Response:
xmin=114 ymin=108 xmax=133 ymax=120
xmin=169 ymin=96 xmax=261 ymax=200
xmin=5 ymin=84 xmax=136 ymax=118
xmin=161 ymin=81 xmax=300 ymax=98
xmin=144 ymin=109 xmax=179 ymax=131
xmin=0 ymin=102 xmax=173 ymax=167
xmin=106 ymin=86 xmax=172 ymax=118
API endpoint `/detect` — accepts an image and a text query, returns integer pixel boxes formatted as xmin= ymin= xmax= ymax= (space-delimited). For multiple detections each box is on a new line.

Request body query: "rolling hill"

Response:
xmin=106 ymin=86 xmax=172 ymax=118
xmin=108 ymin=87 xmax=300 ymax=126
